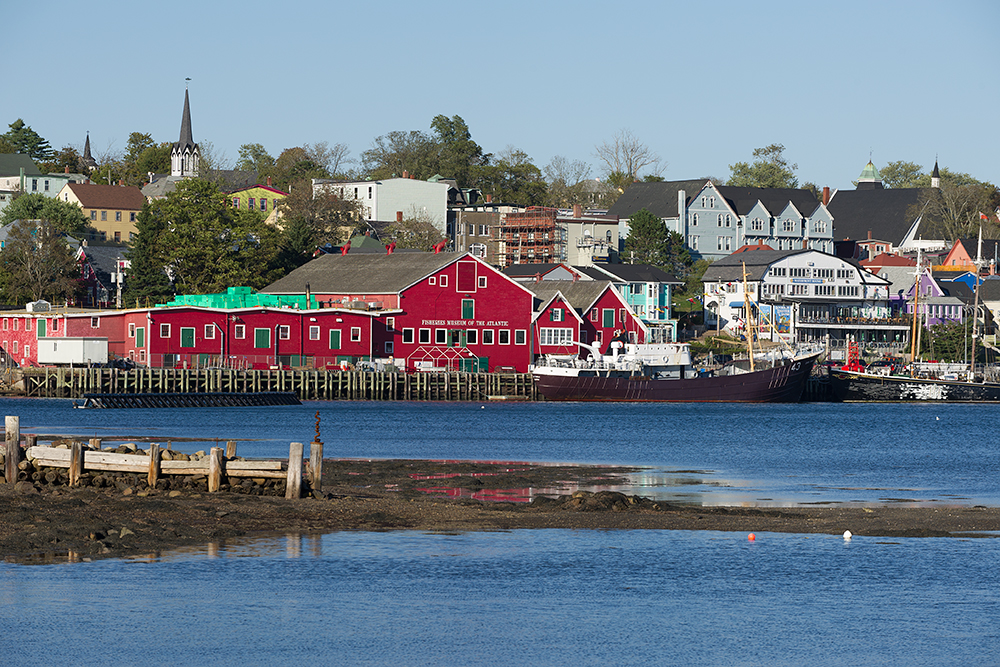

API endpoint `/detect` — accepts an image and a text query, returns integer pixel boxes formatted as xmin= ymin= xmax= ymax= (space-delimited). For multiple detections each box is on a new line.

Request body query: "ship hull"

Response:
xmin=533 ymin=354 xmax=818 ymax=402
xmin=828 ymin=369 xmax=1000 ymax=402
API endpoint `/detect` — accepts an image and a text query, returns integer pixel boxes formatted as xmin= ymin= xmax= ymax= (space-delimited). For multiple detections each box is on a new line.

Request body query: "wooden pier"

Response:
xmin=78 ymin=392 xmax=301 ymax=409
xmin=3 ymin=368 xmax=539 ymax=402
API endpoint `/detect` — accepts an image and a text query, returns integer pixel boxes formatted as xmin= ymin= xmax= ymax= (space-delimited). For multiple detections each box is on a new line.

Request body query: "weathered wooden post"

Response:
xmin=89 ymin=437 xmax=101 ymax=452
xmin=5 ymin=416 xmax=21 ymax=485
xmin=25 ymin=434 xmax=37 ymax=449
xmin=308 ymin=411 xmax=323 ymax=491
xmin=147 ymin=443 xmax=160 ymax=488
xmin=285 ymin=442 xmax=303 ymax=499
xmin=68 ymin=441 xmax=83 ymax=486
xmin=225 ymin=440 xmax=237 ymax=459
xmin=208 ymin=447 xmax=223 ymax=493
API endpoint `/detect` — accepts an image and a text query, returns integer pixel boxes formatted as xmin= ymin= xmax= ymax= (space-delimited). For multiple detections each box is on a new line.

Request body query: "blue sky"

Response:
xmin=4 ymin=0 xmax=997 ymax=191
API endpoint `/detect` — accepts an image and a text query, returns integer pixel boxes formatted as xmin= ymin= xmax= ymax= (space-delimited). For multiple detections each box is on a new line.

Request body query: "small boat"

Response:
xmin=828 ymin=364 xmax=1000 ymax=402
xmin=532 ymin=338 xmax=820 ymax=402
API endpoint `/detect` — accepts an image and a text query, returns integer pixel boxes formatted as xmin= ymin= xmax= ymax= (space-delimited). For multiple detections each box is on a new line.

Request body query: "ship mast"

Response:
xmin=969 ymin=228 xmax=983 ymax=381
xmin=909 ymin=248 xmax=922 ymax=376
xmin=742 ymin=262 xmax=755 ymax=372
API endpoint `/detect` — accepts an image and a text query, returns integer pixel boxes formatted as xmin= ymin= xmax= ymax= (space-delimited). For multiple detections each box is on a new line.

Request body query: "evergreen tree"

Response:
xmin=123 ymin=202 xmax=174 ymax=307
xmin=2 ymin=119 xmax=54 ymax=161
xmin=623 ymin=208 xmax=691 ymax=275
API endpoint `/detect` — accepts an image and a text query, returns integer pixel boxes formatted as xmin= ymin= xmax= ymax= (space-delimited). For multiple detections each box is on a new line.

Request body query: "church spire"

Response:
xmin=856 ymin=159 xmax=883 ymax=190
xmin=81 ymin=132 xmax=97 ymax=172
xmin=170 ymin=82 xmax=199 ymax=177
xmin=931 ymin=158 xmax=940 ymax=189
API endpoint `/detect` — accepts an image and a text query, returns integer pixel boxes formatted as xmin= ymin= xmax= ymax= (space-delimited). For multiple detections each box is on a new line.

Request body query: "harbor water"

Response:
xmin=1 ymin=398 xmax=998 ymax=665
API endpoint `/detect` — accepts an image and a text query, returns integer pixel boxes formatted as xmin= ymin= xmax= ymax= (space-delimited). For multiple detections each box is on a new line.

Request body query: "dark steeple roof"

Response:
xmin=176 ymin=88 xmax=195 ymax=151
xmin=81 ymin=133 xmax=97 ymax=171
xmin=932 ymin=160 xmax=940 ymax=180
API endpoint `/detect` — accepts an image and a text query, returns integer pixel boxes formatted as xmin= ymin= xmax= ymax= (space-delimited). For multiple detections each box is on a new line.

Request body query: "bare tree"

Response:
xmin=544 ymin=156 xmax=592 ymax=207
xmin=594 ymin=129 xmax=663 ymax=185
xmin=306 ymin=141 xmax=354 ymax=178
xmin=919 ymin=181 xmax=1000 ymax=240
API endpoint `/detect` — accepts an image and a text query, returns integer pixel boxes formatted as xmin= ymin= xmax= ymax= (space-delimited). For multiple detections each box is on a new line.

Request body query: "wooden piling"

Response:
xmin=89 ymin=438 xmax=102 ymax=452
xmin=147 ymin=443 xmax=160 ymax=488
xmin=208 ymin=447 xmax=223 ymax=493
xmin=309 ymin=441 xmax=323 ymax=491
xmin=68 ymin=441 xmax=82 ymax=486
xmin=285 ymin=442 xmax=303 ymax=499
xmin=5 ymin=416 xmax=20 ymax=485
xmin=225 ymin=440 xmax=237 ymax=459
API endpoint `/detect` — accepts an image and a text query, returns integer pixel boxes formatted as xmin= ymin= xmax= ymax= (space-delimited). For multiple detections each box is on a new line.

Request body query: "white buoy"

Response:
xmin=936 ymin=417 xmax=940 ymax=421
xmin=843 ymin=530 xmax=853 ymax=540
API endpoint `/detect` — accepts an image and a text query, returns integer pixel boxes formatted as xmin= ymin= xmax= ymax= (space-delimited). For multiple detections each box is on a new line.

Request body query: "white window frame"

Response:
xmin=435 ymin=329 xmax=447 ymax=345
xmin=278 ymin=325 xmax=291 ymax=340
xmin=499 ymin=329 xmax=510 ymax=345
xmin=309 ymin=326 xmax=320 ymax=341
xmin=419 ymin=328 xmax=431 ymax=344
xmin=204 ymin=324 xmax=215 ymax=339
xmin=514 ymin=330 xmax=526 ymax=346
xmin=402 ymin=328 xmax=414 ymax=344
xmin=350 ymin=326 xmax=361 ymax=342
xmin=482 ymin=329 xmax=494 ymax=345
xmin=234 ymin=324 xmax=246 ymax=340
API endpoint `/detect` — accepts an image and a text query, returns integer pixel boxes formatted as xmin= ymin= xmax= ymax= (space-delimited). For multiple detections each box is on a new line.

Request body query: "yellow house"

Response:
xmin=228 ymin=184 xmax=289 ymax=226
xmin=57 ymin=182 xmax=145 ymax=242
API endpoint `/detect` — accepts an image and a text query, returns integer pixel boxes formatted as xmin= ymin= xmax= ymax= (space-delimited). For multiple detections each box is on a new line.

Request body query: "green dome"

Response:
xmin=858 ymin=160 xmax=881 ymax=182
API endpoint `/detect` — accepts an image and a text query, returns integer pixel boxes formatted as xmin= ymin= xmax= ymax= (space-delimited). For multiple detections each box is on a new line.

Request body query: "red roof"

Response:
xmin=67 ymin=182 xmax=145 ymax=210
xmin=732 ymin=242 xmax=774 ymax=253
xmin=860 ymin=252 xmax=915 ymax=268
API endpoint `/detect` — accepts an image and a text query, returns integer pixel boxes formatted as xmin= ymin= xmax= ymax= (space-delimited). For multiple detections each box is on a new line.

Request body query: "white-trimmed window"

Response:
xmin=515 ymin=330 xmax=526 ymax=345
xmin=12 ymin=341 xmax=17 ymax=354
xmin=551 ymin=308 xmax=564 ymax=322
xmin=23 ymin=345 xmax=28 ymax=358
xmin=478 ymin=275 xmax=487 ymax=288
xmin=279 ymin=325 xmax=291 ymax=340
xmin=429 ymin=277 xmax=436 ymax=286
xmin=160 ymin=323 xmax=170 ymax=338
xmin=24 ymin=319 xmax=30 ymax=332
xmin=466 ymin=329 xmax=478 ymax=345
xmin=350 ymin=327 xmax=361 ymax=342
xmin=419 ymin=328 xmax=431 ymax=344
xmin=435 ymin=329 xmax=447 ymax=345
xmin=385 ymin=317 xmax=395 ymax=331
xmin=309 ymin=326 xmax=320 ymax=340
xmin=128 ymin=323 xmax=136 ymax=338
xmin=439 ymin=274 xmax=448 ymax=288
xmin=234 ymin=324 xmax=245 ymax=339
xmin=539 ymin=328 xmax=573 ymax=346
xmin=254 ymin=328 xmax=270 ymax=348
xmin=499 ymin=330 xmax=510 ymax=345
xmin=402 ymin=328 xmax=414 ymax=344
xmin=91 ymin=317 xmax=100 ymax=328
xmin=205 ymin=324 xmax=215 ymax=339
xmin=385 ymin=342 xmax=394 ymax=354
xmin=482 ymin=329 xmax=494 ymax=345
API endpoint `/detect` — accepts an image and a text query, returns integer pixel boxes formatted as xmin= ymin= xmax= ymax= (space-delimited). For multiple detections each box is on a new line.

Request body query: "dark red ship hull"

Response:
xmin=533 ymin=354 xmax=819 ymax=402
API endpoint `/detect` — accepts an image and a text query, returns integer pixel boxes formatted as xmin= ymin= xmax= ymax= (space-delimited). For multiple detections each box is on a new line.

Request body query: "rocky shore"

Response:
xmin=2 ymin=458 xmax=999 ymax=563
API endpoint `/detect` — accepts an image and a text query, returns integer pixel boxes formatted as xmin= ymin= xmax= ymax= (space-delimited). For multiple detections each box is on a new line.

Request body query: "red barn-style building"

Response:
xmin=526 ymin=281 xmax=647 ymax=357
xmin=262 ymin=251 xmax=536 ymax=372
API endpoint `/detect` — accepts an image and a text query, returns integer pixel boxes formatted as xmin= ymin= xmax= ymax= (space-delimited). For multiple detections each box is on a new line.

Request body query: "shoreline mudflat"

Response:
xmin=2 ymin=460 xmax=998 ymax=563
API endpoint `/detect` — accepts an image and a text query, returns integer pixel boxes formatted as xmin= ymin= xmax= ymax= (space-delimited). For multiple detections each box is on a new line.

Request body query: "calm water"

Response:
xmin=5 ymin=397 xmax=999 ymax=505
xmin=1 ymin=530 xmax=998 ymax=666
xmin=2 ymin=398 xmax=999 ymax=665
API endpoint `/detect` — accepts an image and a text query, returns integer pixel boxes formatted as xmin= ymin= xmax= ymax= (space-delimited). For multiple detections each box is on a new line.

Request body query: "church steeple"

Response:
xmin=81 ymin=132 xmax=97 ymax=172
xmin=170 ymin=83 xmax=199 ymax=177
xmin=931 ymin=159 xmax=940 ymax=188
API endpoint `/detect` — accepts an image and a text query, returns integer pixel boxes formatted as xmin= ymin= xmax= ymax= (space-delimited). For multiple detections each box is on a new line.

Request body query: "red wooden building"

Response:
xmin=526 ymin=281 xmax=647 ymax=357
xmin=262 ymin=251 xmax=537 ymax=371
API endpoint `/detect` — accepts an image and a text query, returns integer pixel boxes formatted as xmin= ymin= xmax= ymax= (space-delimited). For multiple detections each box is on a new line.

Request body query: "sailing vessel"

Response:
xmin=532 ymin=338 xmax=820 ymax=402
xmin=532 ymin=261 xmax=820 ymax=402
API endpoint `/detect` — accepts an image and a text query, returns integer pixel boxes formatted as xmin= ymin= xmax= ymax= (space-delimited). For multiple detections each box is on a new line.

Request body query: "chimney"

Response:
xmin=396 ymin=211 xmax=403 ymax=223
xmin=118 ymin=179 xmax=123 ymax=186
xmin=267 ymin=176 xmax=272 ymax=187
xmin=486 ymin=194 xmax=492 ymax=203
xmin=402 ymin=170 xmax=409 ymax=179
xmin=822 ymin=186 xmax=830 ymax=205
xmin=573 ymin=204 xmax=582 ymax=218
xmin=410 ymin=173 xmax=416 ymax=179
xmin=64 ymin=165 xmax=69 ymax=173
xmin=868 ymin=230 xmax=872 ymax=240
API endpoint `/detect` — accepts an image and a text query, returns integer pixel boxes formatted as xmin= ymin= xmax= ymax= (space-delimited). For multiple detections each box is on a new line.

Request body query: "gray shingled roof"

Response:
xmin=580 ymin=263 xmax=682 ymax=285
xmin=0 ymin=154 xmax=41 ymax=178
xmin=702 ymin=249 xmax=811 ymax=282
xmin=715 ymin=185 xmax=820 ymax=217
xmin=827 ymin=187 xmax=931 ymax=244
xmin=261 ymin=252 xmax=468 ymax=294
xmin=525 ymin=280 xmax=615 ymax=313
xmin=606 ymin=180 xmax=707 ymax=219
xmin=502 ymin=263 xmax=567 ymax=277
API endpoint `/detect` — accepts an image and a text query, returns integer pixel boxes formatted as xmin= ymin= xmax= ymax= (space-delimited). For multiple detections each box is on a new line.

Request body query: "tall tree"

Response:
xmin=623 ymin=208 xmax=690 ymax=275
xmin=595 ymin=129 xmax=662 ymax=187
xmin=475 ymin=147 xmax=547 ymax=206
xmin=430 ymin=114 xmax=487 ymax=188
xmin=123 ymin=202 xmax=174 ymax=306
xmin=2 ymin=119 xmax=53 ymax=161
xmin=37 ymin=145 xmax=83 ymax=175
xmin=0 ymin=193 xmax=91 ymax=236
xmin=278 ymin=178 xmax=364 ymax=250
xmin=544 ymin=156 xmax=592 ymax=207
xmin=270 ymin=147 xmax=330 ymax=191
xmin=361 ymin=129 xmax=438 ymax=181
xmin=140 ymin=179 xmax=283 ymax=294
xmin=1 ymin=219 xmax=80 ymax=303
xmin=236 ymin=142 xmax=276 ymax=177
xmin=727 ymin=143 xmax=799 ymax=189
xmin=880 ymin=160 xmax=925 ymax=189
xmin=386 ymin=208 xmax=445 ymax=250
xmin=919 ymin=179 xmax=1000 ymax=240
